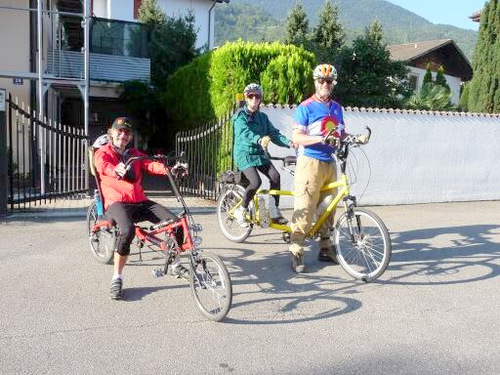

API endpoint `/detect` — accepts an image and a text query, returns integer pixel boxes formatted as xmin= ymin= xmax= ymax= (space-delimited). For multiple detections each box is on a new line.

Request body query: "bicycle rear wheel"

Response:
xmin=334 ymin=208 xmax=391 ymax=282
xmin=86 ymin=201 xmax=115 ymax=264
xmin=190 ymin=251 xmax=232 ymax=322
xmin=217 ymin=185 xmax=252 ymax=242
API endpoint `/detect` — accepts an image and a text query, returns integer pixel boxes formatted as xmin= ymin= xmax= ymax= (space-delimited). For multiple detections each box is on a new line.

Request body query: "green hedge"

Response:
xmin=162 ymin=40 xmax=316 ymax=132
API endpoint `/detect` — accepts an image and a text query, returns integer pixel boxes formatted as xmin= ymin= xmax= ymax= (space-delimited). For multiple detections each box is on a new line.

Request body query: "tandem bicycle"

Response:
xmin=217 ymin=127 xmax=392 ymax=282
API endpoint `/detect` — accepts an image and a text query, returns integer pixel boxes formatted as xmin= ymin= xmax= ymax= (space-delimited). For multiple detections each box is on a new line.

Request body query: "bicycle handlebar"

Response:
xmin=341 ymin=126 xmax=372 ymax=146
xmin=119 ymin=152 xmax=188 ymax=179
xmin=122 ymin=152 xmax=186 ymax=168
xmin=262 ymin=126 xmax=371 ymax=162
xmin=323 ymin=126 xmax=371 ymax=147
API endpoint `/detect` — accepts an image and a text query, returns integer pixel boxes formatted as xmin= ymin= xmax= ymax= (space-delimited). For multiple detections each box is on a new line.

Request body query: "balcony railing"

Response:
xmin=47 ymin=51 xmax=150 ymax=82
xmin=46 ymin=17 xmax=150 ymax=82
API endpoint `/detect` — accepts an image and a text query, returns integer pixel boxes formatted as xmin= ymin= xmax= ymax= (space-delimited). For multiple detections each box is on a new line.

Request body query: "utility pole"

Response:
xmin=37 ymin=0 xmax=46 ymax=195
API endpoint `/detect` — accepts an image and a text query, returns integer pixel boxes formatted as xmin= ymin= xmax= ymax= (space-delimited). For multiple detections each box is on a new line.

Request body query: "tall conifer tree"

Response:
xmin=435 ymin=65 xmax=450 ymax=92
xmin=284 ymin=1 xmax=309 ymax=47
xmin=335 ymin=20 xmax=410 ymax=108
xmin=468 ymin=0 xmax=500 ymax=113
xmin=423 ymin=65 xmax=433 ymax=86
xmin=312 ymin=1 xmax=344 ymax=62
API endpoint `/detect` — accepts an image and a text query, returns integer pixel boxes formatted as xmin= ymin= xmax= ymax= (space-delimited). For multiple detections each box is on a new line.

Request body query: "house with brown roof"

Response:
xmin=387 ymin=39 xmax=473 ymax=105
xmin=469 ymin=10 xmax=481 ymax=23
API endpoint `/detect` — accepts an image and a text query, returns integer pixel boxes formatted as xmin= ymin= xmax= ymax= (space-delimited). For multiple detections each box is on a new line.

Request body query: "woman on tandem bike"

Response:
xmin=232 ymin=83 xmax=297 ymax=228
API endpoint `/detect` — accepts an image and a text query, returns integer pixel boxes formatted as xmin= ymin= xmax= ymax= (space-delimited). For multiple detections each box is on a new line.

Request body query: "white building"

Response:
xmin=92 ymin=0 xmax=230 ymax=50
xmin=387 ymin=39 xmax=473 ymax=105
xmin=0 ymin=0 xmax=230 ymax=137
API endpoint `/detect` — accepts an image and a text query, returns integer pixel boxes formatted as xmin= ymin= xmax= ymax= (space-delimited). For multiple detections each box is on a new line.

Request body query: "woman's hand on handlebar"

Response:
xmin=258 ymin=135 xmax=271 ymax=148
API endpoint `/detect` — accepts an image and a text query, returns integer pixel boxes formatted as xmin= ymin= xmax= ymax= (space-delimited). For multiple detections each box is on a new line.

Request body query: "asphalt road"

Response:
xmin=0 ymin=201 xmax=499 ymax=375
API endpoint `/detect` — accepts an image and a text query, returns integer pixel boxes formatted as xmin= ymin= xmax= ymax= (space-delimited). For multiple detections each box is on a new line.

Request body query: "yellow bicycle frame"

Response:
xmin=251 ymin=173 xmax=351 ymax=236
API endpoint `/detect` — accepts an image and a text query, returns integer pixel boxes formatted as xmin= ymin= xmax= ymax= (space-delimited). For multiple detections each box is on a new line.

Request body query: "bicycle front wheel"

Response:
xmin=86 ymin=201 xmax=115 ymax=265
xmin=217 ymin=186 xmax=252 ymax=242
xmin=335 ymin=208 xmax=391 ymax=282
xmin=190 ymin=251 xmax=232 ymax=322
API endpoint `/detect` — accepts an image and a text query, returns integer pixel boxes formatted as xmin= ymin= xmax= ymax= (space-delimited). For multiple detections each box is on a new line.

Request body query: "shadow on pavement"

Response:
xmin=387 ymin=224 xmax=500 ymax=285
xmin=203 ymin=245 xmax=365 ymax=325
xmin=123 ymin=283 xmax=188 ymax=302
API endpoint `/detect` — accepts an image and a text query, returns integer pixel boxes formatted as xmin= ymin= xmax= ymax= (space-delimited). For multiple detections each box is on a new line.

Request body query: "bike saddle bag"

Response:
xmin=219 ymin=170 xmax=250 ymax=187
xmin=284 ymin=156 xmax=297 ymax=166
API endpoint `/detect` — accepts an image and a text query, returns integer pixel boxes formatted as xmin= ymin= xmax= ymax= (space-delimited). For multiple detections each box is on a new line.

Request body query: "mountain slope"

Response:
xmin=236 ymin=0 xmax=431 ymax=29
xmin=215 ymin=0 xmax=477 ymax=60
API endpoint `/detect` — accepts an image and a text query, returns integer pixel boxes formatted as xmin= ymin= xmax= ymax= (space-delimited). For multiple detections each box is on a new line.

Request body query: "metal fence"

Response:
xmin=6 ymin=94 xmax=87 ymax=210
xmin=175 ymin=106 xmax=236 ymax=200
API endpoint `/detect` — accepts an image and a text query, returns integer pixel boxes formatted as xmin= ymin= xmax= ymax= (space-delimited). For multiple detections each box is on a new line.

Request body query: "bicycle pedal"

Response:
xmin=152 ymin=268 xmax=165 ymax=278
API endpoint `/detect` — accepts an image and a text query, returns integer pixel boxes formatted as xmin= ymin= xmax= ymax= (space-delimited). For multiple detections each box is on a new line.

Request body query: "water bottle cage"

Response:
xmin=257 ymin=197 xmax=270 ymax=229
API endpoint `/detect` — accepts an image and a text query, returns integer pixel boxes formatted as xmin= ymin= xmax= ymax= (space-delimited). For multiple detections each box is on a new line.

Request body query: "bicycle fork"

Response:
xmin=343 ymin=195 xmax=362 ymax=242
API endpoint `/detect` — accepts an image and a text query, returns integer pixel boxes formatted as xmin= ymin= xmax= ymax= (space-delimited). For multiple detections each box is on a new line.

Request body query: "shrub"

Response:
xmin=406 ymin=83 xmax=453 ymax=111
xmin=162 ymin=40 xmax=315 ymax=132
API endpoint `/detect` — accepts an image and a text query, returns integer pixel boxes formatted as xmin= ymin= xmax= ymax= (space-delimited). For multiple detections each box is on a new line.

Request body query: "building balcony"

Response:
xmin=47 ymin=51 xmax=150 ymax=82
xmin=47 ymin=17 xmax=150 ymax=83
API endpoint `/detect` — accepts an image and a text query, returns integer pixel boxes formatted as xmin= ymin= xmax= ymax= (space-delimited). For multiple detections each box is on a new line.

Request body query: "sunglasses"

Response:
xmin=246 ymin=94 xmax=261 ymax=100
xmin=317 ymin=78 xmax=334 ymax=85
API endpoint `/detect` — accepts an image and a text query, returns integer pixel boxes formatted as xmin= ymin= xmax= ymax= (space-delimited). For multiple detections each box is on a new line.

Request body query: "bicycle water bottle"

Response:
xmin=316 ymin=195 xmax=333 ymax=218
xmin=94 ymin=189 xmax=104 ymax=217
xmin=258 ymin=196 xmax=270 ymax=228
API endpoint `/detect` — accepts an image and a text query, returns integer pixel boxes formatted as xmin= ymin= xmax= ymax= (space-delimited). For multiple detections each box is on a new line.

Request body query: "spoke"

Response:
xmin=196 ymin=267 xmax=227 ymax=312
xmin=366 ymin=251 xmax=381 ymax=268
xmin=360 ymin=251 xmax=375 ymax=273
xmin=364 ymin=242 xmax=385 ymax=257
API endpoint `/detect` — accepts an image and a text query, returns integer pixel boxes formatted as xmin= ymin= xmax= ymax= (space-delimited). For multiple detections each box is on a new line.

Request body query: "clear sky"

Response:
xmin=385 ymin=0 xmax=485 ymax=31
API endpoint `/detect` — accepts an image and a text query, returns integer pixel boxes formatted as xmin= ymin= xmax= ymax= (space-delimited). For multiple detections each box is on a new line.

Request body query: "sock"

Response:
xmin=112 ymin=274 xmax=122 ymax=281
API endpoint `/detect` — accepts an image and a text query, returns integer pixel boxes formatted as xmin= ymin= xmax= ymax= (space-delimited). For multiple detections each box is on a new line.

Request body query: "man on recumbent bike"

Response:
xmin=94 ymin=117 xmax=187 ymax=300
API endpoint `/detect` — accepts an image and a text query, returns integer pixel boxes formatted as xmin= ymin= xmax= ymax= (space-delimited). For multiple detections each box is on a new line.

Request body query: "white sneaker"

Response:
xmin=233 ymin=206 xmax=249 ymax=227
xmin=270 ymin=206 xmax=288 ymax=225
xmin=274 ymin=207 xmax=284 ymax=218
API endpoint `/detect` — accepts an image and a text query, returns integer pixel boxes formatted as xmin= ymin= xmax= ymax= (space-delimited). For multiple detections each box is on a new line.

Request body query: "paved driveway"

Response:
xmin=0 ymin=201 xmax=499 ymax=374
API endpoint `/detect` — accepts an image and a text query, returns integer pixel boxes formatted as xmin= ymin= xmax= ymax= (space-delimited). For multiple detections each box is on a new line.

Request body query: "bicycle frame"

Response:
xmin=90 ymin=154 xmax=198 ymax=259
xmin=218 ymin=127 xmax=392 ymax=283
xmin=246 ymin=172 xmax=350 ymax=237
xmin=226 ymin=128 xmax=372 ymax=239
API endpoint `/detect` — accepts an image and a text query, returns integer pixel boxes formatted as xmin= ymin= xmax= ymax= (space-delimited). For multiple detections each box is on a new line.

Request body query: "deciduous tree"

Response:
xmin=138 ymin=0 xmax=198 ymax=86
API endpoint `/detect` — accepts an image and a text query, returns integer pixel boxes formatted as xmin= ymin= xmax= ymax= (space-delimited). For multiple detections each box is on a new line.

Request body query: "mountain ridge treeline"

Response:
xmin=215 ymin=0 xmax=477 ymax=60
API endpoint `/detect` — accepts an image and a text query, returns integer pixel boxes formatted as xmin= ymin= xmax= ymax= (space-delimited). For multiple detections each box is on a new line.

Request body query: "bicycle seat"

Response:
xmin=284 ymin=156 xmax=297 ymax=167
